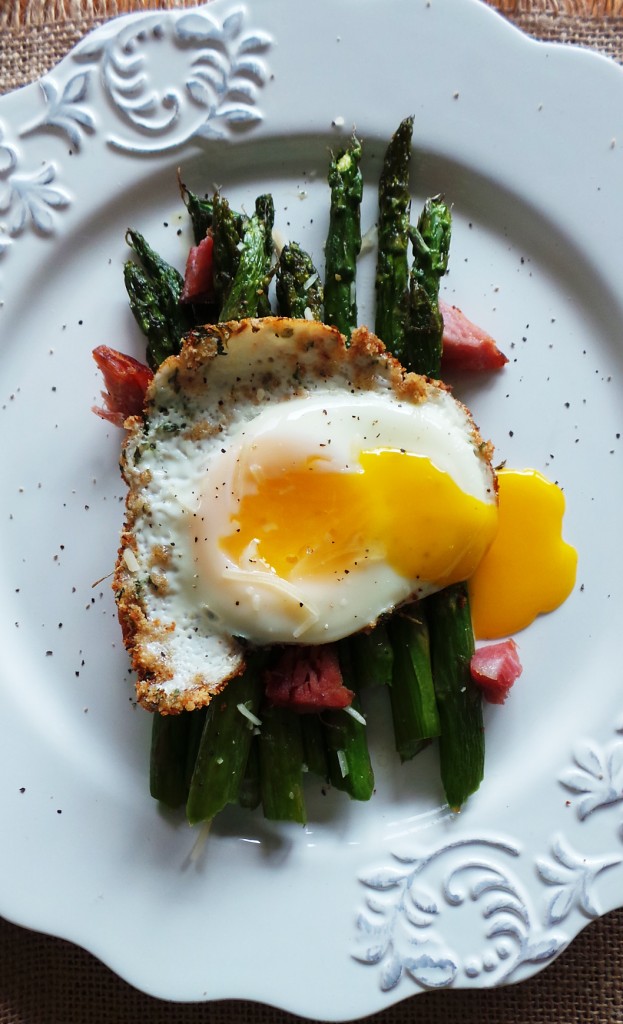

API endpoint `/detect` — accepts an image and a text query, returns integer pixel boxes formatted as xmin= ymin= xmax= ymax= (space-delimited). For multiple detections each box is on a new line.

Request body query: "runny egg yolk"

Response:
xmin=220 ymin=449 xmax=498 ymax=590
xmin=468 ymin=468 xmax=578 ymax=639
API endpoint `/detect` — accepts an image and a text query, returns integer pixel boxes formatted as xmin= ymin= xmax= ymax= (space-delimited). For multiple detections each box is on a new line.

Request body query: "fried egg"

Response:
xmin=115 ymin=317 xmax=497 ymax=713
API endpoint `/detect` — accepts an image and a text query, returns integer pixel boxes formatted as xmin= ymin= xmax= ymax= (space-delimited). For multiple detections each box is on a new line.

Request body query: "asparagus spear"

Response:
xmin=211 ymin=193 xmax=247 ymax=314
xmin=258 ymin=704 xmax=307 ymax=823
xmin=220 ymin=212 xmax=270 ymax=322
xmin=124 ymin=229 xmax=194 ymax=370
xmin=375 ymin=115 xmax=413 ymax=356
xmin=404 ymin=194 xmax=484 ymax=807
xmin=186 ymin=662 xmax=263 ymax=826
xmin=185 ymin=706 xmax=209 ymax=789
xmin=371 ymin=127 xmax=444 ymax=763
xmin=405 ymin=196 xmax=451 ymax=377
xmin=148 ymin=703 xmax=208 ymax=811
xmin=276 ymin=242 xmax=324 ymax=320
xmin=178 ymin=180 xmax=247 ymax=252
xmin=149 ymin=712 xmax=193 ymax=809
xmin=184 ymin=200 xmax=277 ymax=824
xmin=254 ymin=193 xmax=275 ymax=317
xmin=427 ymin=583 xmax=485 ymax=810
xmin=238 ymin=734 xmax=262 ymax=810
xmin=301 ymin=714 xmax=329 ymax=780
xmin=179 ymin=178 xmax=213 ymax=244
xmin=324 ymin=134 xmax=363 ymax=338
xmin=387 ymin=606 xmax=440 ymax=761
xmin=348 ymin=622 xmax=394 ymax=689
xmin=323 ymin=702 xmax=374 ymax=801
xmin=374 ymin=127 xmax=482 ymax=809
xmin=322 ymin=641 xmax=374 ymax=801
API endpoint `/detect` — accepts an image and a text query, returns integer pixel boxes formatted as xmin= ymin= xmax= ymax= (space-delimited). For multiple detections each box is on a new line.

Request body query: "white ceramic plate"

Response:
xmin=2 ymin=0 xmax=623 ymax=1017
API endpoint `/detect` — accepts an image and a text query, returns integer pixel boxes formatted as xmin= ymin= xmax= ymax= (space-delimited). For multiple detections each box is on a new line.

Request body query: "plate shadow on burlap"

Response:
xmin=0 ymin=1 xmax=622 ymax=1022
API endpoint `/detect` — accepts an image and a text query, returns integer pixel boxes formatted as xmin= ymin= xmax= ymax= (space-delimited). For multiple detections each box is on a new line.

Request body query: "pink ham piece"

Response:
xmin=264 ymin=645 xmax=354 ymax=713
xmin=470 ymin=638 xmax=523 ymax=704
xmin=92 ymin=345 xmax=153 ymax=427
xmin=440 ymin=299 xmax=508 ymax=372
xmin=180 ymin=233 xmax=215 ymax=304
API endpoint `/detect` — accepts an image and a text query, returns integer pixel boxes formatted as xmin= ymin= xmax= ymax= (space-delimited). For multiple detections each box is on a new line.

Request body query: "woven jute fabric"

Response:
xmin=1 ymin=0 xmax=623 ymax=90
xmin=1 ymin=909 xmax=623 ymax=1024
xmin=1 ymin=1 xmax=623 ymax=1022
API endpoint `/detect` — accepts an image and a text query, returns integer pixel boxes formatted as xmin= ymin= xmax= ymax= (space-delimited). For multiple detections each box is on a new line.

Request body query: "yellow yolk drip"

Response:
xmin=468 ymin=468 xmax=577 ymax=639
xmin=221 ymin=449 xmax=498 ymax=588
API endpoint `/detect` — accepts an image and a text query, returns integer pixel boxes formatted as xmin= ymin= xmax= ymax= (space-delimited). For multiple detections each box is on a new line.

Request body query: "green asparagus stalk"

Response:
xmin=258 ymin=704 xmax=307 ymax=823
xmin=186 ymin=662 xmax=263 ymax=826
xmin=373 ymin=128 xmax=482 ymax=809
xmin=184 ymin=706 xmax=209 ymax=789
xmin=300 ymin=713 xmax=329 ymax=780
xmin=348 ymin=622 xmax=394 ymax=689
xmin=184 ymin=201 xmax=276 ymax=825
xmin=149 ymin=712 xmax=194 ymax=809
xmin=404 ymin=194 xmax=483 ymax=808
xmin=276 ymin=242 xmax=324 ymax=320
xmin=323 ymin=641 xmax=374 ymax=801
xmin=371 ymin=125 xmax=443 ymax=766
xmin=178 ymin=178 xmax=214 ymax=244
xmin=375 ymin=115 xmax=413 ymax=356
xmin=386 ymin=606 xmax=440 ymax=761
xmin=238 ymin=734 xmax=262 ymax=810
xmin=211 ymin=193 xmax=247 ymax=314
xmin=178 ymin=180 xmax=246 ymax=251
xmin=323 ymin=702 xmax=374 ymax=801
xmin=427 ymin=583 xmax=485 ymax=810
xmin=324 ymin=134 xmax=363 ymax=338
xmin=254 ymin=193 xmax=275 ymax=317
xmin=405 ymin=196 xmax=451 ymax=377
xmin=220 ymin=212 xmax=270 ymax=322
xmin=124 ymin=229 xmax=194 ymax=370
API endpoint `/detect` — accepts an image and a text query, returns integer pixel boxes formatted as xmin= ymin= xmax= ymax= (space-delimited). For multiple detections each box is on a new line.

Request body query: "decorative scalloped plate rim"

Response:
xmin=1 ymin=0 xmax=623 ymax=1018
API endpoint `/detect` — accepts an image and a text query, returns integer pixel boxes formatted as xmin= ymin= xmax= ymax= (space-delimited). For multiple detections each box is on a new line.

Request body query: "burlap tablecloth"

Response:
xmin=1 ymin=1 xmax=622 ymax=1021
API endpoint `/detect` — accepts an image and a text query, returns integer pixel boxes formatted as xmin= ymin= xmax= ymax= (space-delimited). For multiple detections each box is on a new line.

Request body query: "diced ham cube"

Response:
xmin=92 ymin=345 xmax=153 ymax=427
xmin=180 ymin=233 xmax=214 ymax=304
xmin=440 ymin=299 xmax=508 ymax=372
xmin=470 ymin=638 xmax=522 ymax=704
xmin=264 ymin=645 xmax=354 ymax=713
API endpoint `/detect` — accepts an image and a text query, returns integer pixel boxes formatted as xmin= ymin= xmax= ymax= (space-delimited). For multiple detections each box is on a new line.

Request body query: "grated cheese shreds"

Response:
xmin=303 ymin=272 xmax=318 ymax=291
xmin=344 ymin=705 xmax=367 ymax=726
xmin=237 ymin=702 xmax=262 ymax=727
xmin=336 ymin=749 xmax=349 ymax=778
xmin=123 ymin=547 xmax=140 ymax=573
xmin=360 ymin=223 xmax=378 ymax=256
xmin=272 ymin=227 xmax=286 ymax=256
xmin=189 ymin=818 xmax=212 ymax=861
